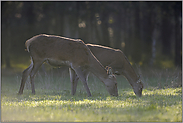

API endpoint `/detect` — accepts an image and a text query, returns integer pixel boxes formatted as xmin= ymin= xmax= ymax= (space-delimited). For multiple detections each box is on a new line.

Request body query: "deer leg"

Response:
xmin=69 ymin=68 xmax=79 ymax=95
xmin=71 ymin=66 xmax=91 ymax=97
xmin=18 ymin=62 xmax=33 ymax=95
xmin=30 ymin=61 xmax=43 ymax=94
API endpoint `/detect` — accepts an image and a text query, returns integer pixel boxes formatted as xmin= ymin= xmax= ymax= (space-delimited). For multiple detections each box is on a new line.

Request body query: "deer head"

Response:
xmin=133 ymin=76 xmax=143 ymax=97
xmin=105 ymin=66 xmax=118 ymax=96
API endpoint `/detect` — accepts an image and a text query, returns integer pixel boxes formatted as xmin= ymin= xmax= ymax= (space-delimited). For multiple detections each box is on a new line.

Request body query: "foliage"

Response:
xmin=1 ymin=1 xmax=182 ymax=69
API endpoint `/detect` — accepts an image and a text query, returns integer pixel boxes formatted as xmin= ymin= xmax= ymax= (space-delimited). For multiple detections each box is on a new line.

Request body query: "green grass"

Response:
xmin=1 ymin=68 xmax=182 ymax=122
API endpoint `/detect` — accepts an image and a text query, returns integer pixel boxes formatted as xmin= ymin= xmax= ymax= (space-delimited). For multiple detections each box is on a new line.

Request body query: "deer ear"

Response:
xmin=138 ymin=74 xmax=141 ymax=79
xmin=106 ymin=66 xmax=113 ymax=75
xmin=105 ymin=66 xmax=109 ymax=71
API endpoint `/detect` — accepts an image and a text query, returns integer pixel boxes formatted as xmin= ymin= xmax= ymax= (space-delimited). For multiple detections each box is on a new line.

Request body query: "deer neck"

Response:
xmin=89 ymin=57 xmax=108 ymax=83
xmin=124 ymin=71 xmax=139 ymax=87
xmin=121 ymin=62 xmax=139 ymax=87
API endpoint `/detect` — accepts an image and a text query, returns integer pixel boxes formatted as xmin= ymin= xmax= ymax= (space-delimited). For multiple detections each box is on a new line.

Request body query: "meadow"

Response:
xmin=1 ymin=66 xmax=182 ymax=122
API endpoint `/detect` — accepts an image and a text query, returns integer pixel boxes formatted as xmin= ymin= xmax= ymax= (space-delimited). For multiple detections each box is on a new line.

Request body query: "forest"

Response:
xmin=1 ymin=1 xmax=182 ymax=69
xmin=1 ymin=2 xmax=182 ymax=122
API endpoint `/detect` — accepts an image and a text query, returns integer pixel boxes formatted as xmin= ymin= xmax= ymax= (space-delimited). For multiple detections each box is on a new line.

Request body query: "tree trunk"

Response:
xmin=174 ymin=3 xmax=182 ymax=67
xmin=100 ymin=12 xmax=110 ymax=47
xmin=161 ymin=7 xmax=172 ymax=56
xmin=63 ymin=15 xmax=71 ymax=37
xmin=131 ymin=3 xmax=142 ymax=63
xmin=5 ymin=20 xmax=12 ymax=69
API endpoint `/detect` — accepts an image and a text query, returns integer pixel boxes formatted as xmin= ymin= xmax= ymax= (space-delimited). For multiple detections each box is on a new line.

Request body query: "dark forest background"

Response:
xmin=1 ymin=1 xmax=182 ymax=71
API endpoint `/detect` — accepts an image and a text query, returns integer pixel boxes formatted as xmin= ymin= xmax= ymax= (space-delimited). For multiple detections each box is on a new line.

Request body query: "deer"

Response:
xmin=18 ymin=34 xmax=118 ymax=97
xmin=69 ymin=44 xmax=143 ymax=97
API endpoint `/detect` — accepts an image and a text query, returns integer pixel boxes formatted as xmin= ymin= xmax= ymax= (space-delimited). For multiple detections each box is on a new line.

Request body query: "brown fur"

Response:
xmin=70 ymin=43 xmax=143 ymax=97
xmin=87 ymin=44 xmax=143 ymax=97
xmin=18 ymin=34 xmax=118 ymax=96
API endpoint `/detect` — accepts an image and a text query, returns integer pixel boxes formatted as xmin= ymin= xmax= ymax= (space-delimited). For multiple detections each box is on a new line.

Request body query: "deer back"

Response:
xmin=26 ymin=34 xmax=91 ymax=66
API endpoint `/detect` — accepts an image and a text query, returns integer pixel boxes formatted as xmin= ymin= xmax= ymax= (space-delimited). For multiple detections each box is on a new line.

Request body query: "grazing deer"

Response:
xmin=70 ymin=44 xmax=143 ymax=97
xmin=18 ymin=34 xmax=118 ymax=97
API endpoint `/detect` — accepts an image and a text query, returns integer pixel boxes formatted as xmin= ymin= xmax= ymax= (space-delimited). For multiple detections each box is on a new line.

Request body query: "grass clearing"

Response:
xmin=1 ymin=68 xmax=182 ymax=122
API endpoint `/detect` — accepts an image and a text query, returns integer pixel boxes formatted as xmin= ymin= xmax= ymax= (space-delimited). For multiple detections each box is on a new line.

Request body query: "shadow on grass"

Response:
xmin=3 ymin=87 xmax=181 ymax=108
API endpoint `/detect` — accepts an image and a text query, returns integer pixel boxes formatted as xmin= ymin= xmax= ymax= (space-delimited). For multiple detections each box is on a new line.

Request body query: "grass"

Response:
xmin=1 ymin=67 xmax=182 ymax=122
